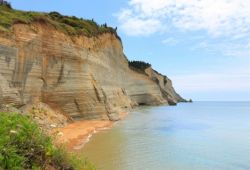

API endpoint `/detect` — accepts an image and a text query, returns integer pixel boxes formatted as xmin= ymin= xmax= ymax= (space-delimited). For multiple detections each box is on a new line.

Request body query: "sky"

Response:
xmin=8 ymin=0 xmax=250 ymax=101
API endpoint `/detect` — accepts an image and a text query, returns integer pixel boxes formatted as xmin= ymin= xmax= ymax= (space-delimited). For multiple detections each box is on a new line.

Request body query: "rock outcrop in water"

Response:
xmin=0 ymin=8 xmax=185 ymax=121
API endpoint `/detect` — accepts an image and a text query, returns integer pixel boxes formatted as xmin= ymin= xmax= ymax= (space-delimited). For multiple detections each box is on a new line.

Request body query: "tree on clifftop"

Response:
xmin=128 ymin=60 xmax=151 ymax=74
xmin=0 ymin=0 xmax=11 ymax=8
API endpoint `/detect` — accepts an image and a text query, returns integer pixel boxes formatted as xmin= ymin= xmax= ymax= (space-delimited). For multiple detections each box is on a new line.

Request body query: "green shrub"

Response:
xmin=0 ymin=112 xmax=95 ymax=170
xmin=128 ymin=60 xmax=151 ymax=74
xmin=0 ymin=5 xmax=121 ymax=40
xmin=0 ymin=0 xmax=12 ymax=9
xmin=48 ymin=11 xmax=63 ymax=20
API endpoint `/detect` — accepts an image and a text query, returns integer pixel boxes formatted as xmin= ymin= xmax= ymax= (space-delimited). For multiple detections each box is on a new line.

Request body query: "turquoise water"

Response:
xmin=82 ymin=102 xmax=250 ymax=170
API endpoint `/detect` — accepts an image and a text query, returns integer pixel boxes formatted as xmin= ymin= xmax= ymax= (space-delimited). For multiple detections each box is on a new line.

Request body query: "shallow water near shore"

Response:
xmin=81 ymin=102 xmax=250 ymax=170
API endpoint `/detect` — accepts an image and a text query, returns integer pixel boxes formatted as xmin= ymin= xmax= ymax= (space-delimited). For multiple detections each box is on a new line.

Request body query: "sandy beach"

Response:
xmin=52 ymin=120 xmax=113 ymax=150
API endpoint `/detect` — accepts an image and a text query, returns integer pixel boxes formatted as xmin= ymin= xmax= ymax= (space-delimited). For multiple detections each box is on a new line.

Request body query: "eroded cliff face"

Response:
xmin=0 ymin=22 xmax=184 ymax=121
xmin=145 ymin=67 xmax=186 ymax=105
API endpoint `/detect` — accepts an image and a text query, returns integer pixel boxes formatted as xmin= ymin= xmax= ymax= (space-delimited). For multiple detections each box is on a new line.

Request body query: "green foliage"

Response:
xmin=0 ymin=0 xmax=12 ymax=9
xmin=0 ymin=5 xmax=43 ymax=32
xmin=0 ymin=112 xmax=95 ymax=170
xmin=47 ymin=11 xmax=119 ymax=38
xmin=0 ymin=5 xmax=120 ymax=40
xmin=128 ymin=60 xmax=151 ymax=74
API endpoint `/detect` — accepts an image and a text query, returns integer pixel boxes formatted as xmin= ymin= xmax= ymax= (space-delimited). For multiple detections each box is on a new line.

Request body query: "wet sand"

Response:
xmin=52 ymin=120 xmax=113 ymax=150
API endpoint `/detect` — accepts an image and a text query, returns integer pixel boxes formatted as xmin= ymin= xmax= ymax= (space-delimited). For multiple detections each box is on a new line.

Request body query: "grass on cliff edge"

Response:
xmin=0 ymin=112 xmax=96 ymax=170
xmin=0 ymin=3 xmax=120 ymax=40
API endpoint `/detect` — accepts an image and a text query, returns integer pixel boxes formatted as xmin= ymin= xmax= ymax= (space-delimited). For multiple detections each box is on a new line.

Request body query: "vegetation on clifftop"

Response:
xmin=0 ymin=0 xmax=11 ymax=9
xmin=0 ymin=112 xmax=95 ymax=170
xmin=128 ymin=60 xmax=151 ymax=75
xmin=0 ymin=1 xmax=120 ymax=40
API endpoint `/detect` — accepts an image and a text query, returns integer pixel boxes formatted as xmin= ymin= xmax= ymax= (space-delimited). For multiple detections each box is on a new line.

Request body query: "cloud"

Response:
xmin=116 ymin=8 xmax=162 ymax=36
xmin=172 ymin=73 xmax=250 ymax=92
xmin=162 ymin=37 xmax=178 ymax=46
xmin=116 ymin=0 xmax=250 ymax=38
xmin=190 ymin=39 xmax=250 ymax=57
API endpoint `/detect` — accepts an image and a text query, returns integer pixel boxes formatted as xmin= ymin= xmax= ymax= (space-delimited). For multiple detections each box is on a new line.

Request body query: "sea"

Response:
xmin=82 ymin=102 xmax=250 ymax=170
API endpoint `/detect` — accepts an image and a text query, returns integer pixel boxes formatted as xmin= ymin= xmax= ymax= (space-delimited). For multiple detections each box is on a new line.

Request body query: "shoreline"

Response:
xmin=51 ymin=120 xmax=114 ymax=151
xmin=51 ymin=111 xmax=129 ymax=151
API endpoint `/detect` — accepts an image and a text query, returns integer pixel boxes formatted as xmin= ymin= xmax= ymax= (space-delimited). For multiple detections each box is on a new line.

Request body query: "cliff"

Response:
xmin=0 ymin=6 xmax=185 ymax=122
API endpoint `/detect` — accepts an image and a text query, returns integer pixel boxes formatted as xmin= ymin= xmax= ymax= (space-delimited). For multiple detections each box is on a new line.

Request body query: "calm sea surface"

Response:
xmin=82 ymin=102 xmax=250 ymax=170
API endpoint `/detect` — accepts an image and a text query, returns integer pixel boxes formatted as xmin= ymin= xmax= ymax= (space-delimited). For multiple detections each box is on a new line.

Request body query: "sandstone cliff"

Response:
xmin=0 ymin=8 xmax=185 ymax=122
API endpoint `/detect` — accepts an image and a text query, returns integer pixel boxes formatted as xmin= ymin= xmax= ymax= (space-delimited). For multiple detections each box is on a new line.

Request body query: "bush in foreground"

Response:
xmin=0 ymin=112 xmax=95 ymax=170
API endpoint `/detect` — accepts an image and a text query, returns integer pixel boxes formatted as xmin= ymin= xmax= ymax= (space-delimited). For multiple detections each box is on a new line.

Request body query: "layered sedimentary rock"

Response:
xmin=145 ymin=67 xmax=186 ymax=105
xmin=0 ymin=22 xmax=185 ymax=121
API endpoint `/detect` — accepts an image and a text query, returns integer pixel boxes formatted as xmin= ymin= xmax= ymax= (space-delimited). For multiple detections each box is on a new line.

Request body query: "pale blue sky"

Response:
xmin=8 ymin=0 xmax=250 ymax=101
